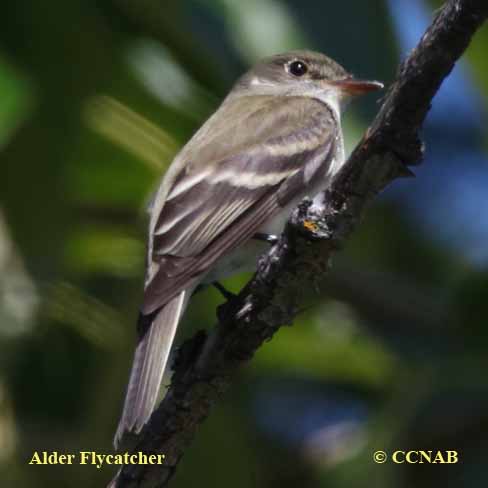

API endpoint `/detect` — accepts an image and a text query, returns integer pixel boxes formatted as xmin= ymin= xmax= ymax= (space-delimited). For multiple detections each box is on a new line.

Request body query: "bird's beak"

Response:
xmin=331 ymin=78 xmax=384 ymax=96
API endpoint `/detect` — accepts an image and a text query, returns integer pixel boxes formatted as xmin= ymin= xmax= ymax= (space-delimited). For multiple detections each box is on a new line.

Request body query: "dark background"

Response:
xmin=0 ymin=0 xmax=487 ymax=487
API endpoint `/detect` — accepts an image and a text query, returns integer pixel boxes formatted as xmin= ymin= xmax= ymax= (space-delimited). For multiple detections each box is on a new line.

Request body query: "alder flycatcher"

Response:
xmin=114 ymin=50 xmax=382 ymax=447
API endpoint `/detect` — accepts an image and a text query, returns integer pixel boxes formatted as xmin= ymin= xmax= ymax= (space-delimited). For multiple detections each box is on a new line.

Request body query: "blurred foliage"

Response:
xmin=0 ymin=1 xmax=487 ymax=488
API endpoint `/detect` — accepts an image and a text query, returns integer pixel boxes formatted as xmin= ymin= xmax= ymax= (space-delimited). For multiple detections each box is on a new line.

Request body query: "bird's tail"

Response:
xmin=113 ymin=291 xmax=187 ymax=449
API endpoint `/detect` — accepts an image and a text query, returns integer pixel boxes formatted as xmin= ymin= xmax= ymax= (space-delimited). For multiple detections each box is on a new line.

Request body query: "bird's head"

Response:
xmin=235 ymin=50 xmax=383 ymax=112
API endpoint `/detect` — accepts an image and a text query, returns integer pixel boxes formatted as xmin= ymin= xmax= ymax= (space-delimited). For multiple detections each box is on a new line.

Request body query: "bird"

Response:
xmin=113 ymin=49 xmax=382 ymax=448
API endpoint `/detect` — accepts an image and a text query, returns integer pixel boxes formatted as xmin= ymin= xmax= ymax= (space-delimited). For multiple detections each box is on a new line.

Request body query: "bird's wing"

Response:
xmin=142 ymin=95 xmax=338 ymax=314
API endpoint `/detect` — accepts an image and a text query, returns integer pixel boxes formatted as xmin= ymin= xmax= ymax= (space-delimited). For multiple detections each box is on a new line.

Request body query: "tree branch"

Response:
xmin=110 ymin=1 xmax=487 ymax=486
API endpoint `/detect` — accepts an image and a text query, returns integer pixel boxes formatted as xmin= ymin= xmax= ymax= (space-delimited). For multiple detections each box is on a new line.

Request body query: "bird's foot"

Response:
xmin=253 ymin=232 xmax=279 ymax=245
xmin=212 ymin=281 xmax=237 ymax=301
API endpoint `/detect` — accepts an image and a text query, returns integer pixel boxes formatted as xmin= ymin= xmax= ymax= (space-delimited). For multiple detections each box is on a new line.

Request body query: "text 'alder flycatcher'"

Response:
xmin=114 ymin=50 xmax=382 ymax=447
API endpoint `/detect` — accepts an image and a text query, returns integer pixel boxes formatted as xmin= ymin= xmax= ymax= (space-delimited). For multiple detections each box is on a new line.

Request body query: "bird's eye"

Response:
xmin=288 ymin=60 xmax=308 ymax=77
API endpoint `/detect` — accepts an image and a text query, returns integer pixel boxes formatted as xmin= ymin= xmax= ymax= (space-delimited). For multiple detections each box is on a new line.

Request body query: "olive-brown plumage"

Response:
xmin=114 ymin=50 xmax=382 ymax=447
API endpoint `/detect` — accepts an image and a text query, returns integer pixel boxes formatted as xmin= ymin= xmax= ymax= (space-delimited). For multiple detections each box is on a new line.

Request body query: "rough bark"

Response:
xmin=110 ymin=1 xmax=488 ymax=486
